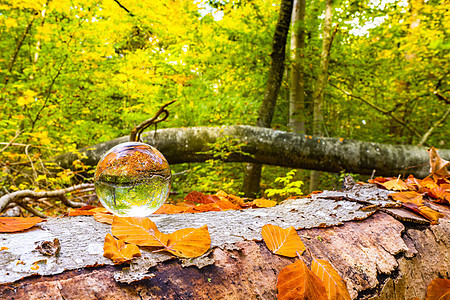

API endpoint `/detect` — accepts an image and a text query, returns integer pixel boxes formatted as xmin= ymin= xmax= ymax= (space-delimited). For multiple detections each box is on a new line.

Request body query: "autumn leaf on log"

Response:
xmin=310 ymin=255 xmax=351 ymax=300
xmin=0 ymin=217 xmax=44 ymax=233
xmin=251 ymin=199 xmax=277 ymax=208
xmin=389 ymin=191 xmax=424 ymax=206
xmin=93 ymin=212 xmax=114 ymax=224
xmin=184 ymin=191 xmax=219 ymax=204
xmin=184 ymin=200 xmax=241 ymax=213
xmin=418 ymin=206 xmax=444 ymax=225
xmin=68 ymin=206 xmax=108 ymax=216
xmin=425 ymin=278 xmax=450 ymax=300
xmin=382 ymin=177 xmax=411 ymax=191
xmin=165 ymin=225 xmax=211 ymax=258
xmin=262 ymin=224 xmax=305 ymax=257
xmin=426 ymin=186 xmax=450 ymax=204
xmin=216 ymin=190 xmax=244 ymax=207
xmin=277 ymin=259 xmax=328 ymax=300
xmin=111 ymin=216 xmax=168 ymax=247
xmin=103 ymin=233 xmax=141 ymax=264
xmin=153 ymin=204 xmax=188 ymax=214
xmin=421 ymin=177 xmax=440 ymax=189
xmin=428 ymin=147 xmax=450 ymax=179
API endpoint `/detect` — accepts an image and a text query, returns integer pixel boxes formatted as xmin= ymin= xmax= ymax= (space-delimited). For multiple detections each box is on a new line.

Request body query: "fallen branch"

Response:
xmin=0 ymin=183 xmax=93 ymax=215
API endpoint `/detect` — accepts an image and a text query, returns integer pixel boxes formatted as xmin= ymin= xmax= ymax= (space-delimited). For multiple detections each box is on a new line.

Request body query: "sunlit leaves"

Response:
xmin=111 ymin=216 xmax=167 ymax=247
xmin=262 ymin=224 xmax=305 ymax=258
xmin=0 ymin=217 xmax=43 ymax=233
xmin=103 ymin=233 xmax=141 ymax=264
xmin=310 ymin=256 xmax=351 ymax=300
xmin=277 ymin=259 xmax=328 ymax=300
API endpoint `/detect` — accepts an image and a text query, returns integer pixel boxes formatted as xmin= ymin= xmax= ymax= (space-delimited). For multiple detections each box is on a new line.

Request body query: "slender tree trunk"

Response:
xmin=289 ymin=0 xmax=306 ymax=134
xmin=242 ymin=0 xmax=294 ymax=198
xmin=310 ymin=0 xmax=333 ymax=192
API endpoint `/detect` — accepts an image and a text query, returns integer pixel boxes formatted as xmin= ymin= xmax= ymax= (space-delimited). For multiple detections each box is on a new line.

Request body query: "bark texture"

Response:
xmin=0 ymin=184 xmax=449 ymax=299
xmin=55 ymin=125 xmax=448 ymax=178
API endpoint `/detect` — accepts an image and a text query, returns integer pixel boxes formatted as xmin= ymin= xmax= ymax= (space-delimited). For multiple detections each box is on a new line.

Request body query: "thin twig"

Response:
xmin=15 ymin=198 xmax=49 ymax=218
xmin=331 ymin=83 xmax=423 ymax=139
xmin=0 ymin=130 xmax=23 ymax=153
xmin=25 ymin=144 xmax=38 ymax=179
xmin=418 ymin=103 xmax=450 ymax=146
xmin=130 ymin=100 xmax=177 ymax=142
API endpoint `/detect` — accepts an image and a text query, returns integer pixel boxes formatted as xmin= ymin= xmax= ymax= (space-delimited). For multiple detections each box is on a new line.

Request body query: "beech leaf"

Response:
xmin=251 ymin=199 xmax=277 ymax=208
xmin=0 ymin=217 xmax=44 ymax=233
xmin=310 ymin=256 xmax=351 ymax=300
xmin=111 ymin=216 xmax=168 ymax=247
xmin=382 ymin=178 xmax=410 ymax=191
xmin=93 ymin=212 xmax=114 ymax=225
xmin=389 ymin=191 xmax=424 ymax=206
xmin=277 ymin=259 xmax=328 ymax=300
xmin=428 ymin=147 xmax=450 ymax=179
xmin=165 ymin=225 xmax=211 ymax=258
xmin=262 ymin=224 xmax=305 ymax=257
xmin=425 ymin=278 xmax=450 ymax=300
xmin=103 ymin=233 xmax=141 ymax=264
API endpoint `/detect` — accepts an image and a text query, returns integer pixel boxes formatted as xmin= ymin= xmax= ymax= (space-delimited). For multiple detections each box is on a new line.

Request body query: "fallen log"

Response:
xmin=0 ymin=183 xmax=448 ymax=299
xmin=55 ymin=125 xmax=449 ymax=178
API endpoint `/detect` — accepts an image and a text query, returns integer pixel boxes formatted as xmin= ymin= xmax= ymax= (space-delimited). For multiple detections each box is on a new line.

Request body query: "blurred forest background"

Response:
xmin=0 ymin=0 xmax=448 ymax=211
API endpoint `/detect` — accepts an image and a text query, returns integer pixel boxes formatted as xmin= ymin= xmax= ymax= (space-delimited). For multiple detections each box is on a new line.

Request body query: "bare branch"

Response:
xmin=113 ymin=0 xmax=134 ymax=16
xmin=129 ymin=100 xmax=177 ymax=142
xmin=0 ymin=130 xmax=23 ymax=153
xmin=418 ymin=105 xmax=450 ymax=146
xmin=0 ymin=183 xmax=93 ymax=213
xmin=331 ymin=83 xmax=423 ymax=140
xmin=15 ymin=198 xmax=49 ymax=218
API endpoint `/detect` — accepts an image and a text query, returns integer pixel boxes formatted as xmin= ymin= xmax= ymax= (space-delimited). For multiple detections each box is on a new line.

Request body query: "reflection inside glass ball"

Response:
xmin=94 ymin=142 xmax=171 ymax=217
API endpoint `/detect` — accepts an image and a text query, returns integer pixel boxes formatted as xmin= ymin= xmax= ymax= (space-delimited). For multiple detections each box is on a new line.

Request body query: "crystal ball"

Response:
xmin=94 ymin=142 xmax=171 ymax=217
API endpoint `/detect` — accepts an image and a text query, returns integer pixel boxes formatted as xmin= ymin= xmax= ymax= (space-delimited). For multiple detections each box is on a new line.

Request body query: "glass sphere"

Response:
xmin=94 ymin=142 xmax=171 ymax=217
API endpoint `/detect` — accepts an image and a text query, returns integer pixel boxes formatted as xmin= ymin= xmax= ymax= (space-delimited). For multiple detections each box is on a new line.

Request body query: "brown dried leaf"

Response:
xmin=428 ymin=147 xmax=450 ymax=179
xmin=425 ymin=278 xmax=450 ymax=300
xmin=262 ymin=224 xmax=305 ymax=258
xmin=35 ymin=238 xmax=61 ymax=256
xmin=310 ymin=256 xmax=351 ymax=300
xmin=111 ymin=216 xmax=168 ymax=247
xmin=103 ymin=233 xmax=141 ymax=265
xmin=184 ymin=191 xmax=219 ymax=204
xmin=216 ymin=190 xmax=244 ymax=207
xmin=165 ymin=225 xmax=211 ymax=258
xmin=418 ymin=206 xmax=444 ymax=225
xmin=0 ymin=217 xmax=44 ymax=233
xmin=277 ymin=259 xmax=328 ymax=300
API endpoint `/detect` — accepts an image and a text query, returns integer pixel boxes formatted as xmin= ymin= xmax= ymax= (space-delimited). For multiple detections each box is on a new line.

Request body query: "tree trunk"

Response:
xmin=310 ymin=0 xmax=334 ymax=192
xmin=243 ymin=0 xmax=294 ymax=198
xmin=55 ymin=125 xmax=447 ymax=179
xmin=289 ymin=0 xmax=306 ymax=134
xmin=1 ymin=184 xmax=448 ymax=299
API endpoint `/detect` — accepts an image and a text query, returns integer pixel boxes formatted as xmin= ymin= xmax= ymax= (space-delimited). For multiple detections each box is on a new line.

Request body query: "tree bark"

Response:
xmin=55 ymin=125 xmax=447 ymax=179
xmin=243 ymin=0 xmax=294 ymax=198
xmin=0 ymin=184 xmax=448 ymax=299
xmin=310 ymin=0 xmax=334 ymax=192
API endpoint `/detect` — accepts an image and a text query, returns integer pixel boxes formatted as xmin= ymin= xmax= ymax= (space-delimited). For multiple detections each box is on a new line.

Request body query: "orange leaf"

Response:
xmin=153 ymin=204 xmax=188 ymax=214
xmin=261 ymin=224 xmax=305 ymax=257
xmin=382 ymin=177 xmax=410 ymax=191
xmin=69 ymin=206 xmax=108 ymax=216
xmin=111 ymin=216 xmax=168 ymax=247
xmin=165 ymin=225 xmax=211 ymax=258
xmin=103 ymin=233 xmax=141 ymax=264
xmin=216 ymin=190 xmax=244 ymax=207
xmin=184 ymin=191 xmax=219 ymax=204
xmin=251 ymin=199 xmax=277 ymax=208
xmin=418 ymin=206 xmax=444 ymax=225
xmin=277 ymin=259 xmax=328 ymax=300
xmin=389 ymin=191 xmax=424 ymax=206
xmin=427 ymin=187 xmax=450 ymax=204
xmin=421 ymin=177 xmax=440 ymax=189
xmin=93 ymin=212 xmax=114 ymax=225
xmin=0 ymin=217 xmax=43 ymax=233
xmin=425 ymin=278 xmax=450 ymax=300
xmin=310 ymin=256 xmax=351 ymax=300
xmin=428 ymin=147 xmax=450 ymax=178
xmin=184 ymin=200 xmax=240 ymax=213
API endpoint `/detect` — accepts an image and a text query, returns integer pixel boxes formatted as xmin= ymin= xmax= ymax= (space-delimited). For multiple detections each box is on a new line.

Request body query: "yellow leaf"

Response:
xmin=111 ymin=216 xmax=168 ymax=247
xmin=261 ymin=224 xmax=305 ymax=257
xmin=103 ymin=233 xmax=141 ymax=264
xmin=311 ymin=256 xmax=352 ymax=300
xmin=17 ymin=96 xmax=34 ymax=106
xmin=165 ymin=225 xmax=211 ymax=258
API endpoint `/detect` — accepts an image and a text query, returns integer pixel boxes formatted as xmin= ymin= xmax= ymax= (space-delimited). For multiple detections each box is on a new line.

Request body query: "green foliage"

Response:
xmin=265 ymin=170 xmax=304 ymax=200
